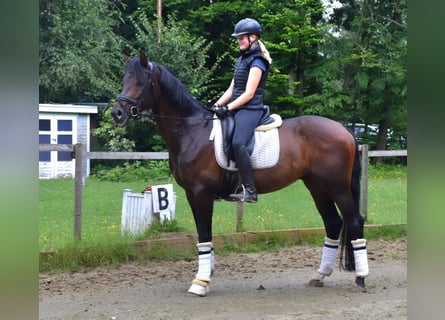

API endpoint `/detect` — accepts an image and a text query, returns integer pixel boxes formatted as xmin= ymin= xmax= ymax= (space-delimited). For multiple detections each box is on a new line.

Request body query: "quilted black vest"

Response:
xmin=232 ymin=45 xmax=269 ymax=109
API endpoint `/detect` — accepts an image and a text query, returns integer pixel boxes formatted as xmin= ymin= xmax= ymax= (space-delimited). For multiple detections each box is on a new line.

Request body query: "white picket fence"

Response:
xmin=121 ymin=186 xmax=177 ymax=236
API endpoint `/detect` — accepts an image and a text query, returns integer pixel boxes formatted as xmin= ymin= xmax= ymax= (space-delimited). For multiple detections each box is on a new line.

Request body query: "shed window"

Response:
xmin=39 ymin=119 xmax=51 ymax=131
xmin=39 ymin=135 xmax=50 ymax=161
xmin=57 ymin=135 xmax=72 ymax=161
xmin=58 ymin=119 xmax=72 ymax=131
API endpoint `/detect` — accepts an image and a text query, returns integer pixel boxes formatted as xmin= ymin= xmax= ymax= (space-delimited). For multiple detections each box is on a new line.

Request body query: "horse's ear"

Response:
xmin=139 ymin=51 xmax=149 ymax=69
xmin=122 ymin=53 xmax=131 ymax=63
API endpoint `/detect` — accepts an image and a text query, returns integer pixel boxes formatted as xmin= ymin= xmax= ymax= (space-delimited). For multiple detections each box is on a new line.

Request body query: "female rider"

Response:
xmin=213 ymin=18 xmax=272 ymax=203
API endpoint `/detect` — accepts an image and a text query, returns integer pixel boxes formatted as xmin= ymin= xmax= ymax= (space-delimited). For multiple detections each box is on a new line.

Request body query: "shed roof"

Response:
xmin=39 ymin=104 xmax=98 ymax=114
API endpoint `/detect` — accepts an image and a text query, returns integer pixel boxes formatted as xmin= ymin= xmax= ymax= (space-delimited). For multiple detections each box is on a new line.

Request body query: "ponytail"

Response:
xmin=258 ymin=40 xmax=272 ymax=65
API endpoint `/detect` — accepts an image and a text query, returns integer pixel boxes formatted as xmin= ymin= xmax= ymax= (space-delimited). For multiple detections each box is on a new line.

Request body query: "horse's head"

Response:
xmin=111 ymin=52 xmax=153 ymax=127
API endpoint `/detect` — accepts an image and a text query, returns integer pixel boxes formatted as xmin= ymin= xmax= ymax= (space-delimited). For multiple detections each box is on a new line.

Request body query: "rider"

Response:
xmin=212 ymin=18 xmax=272 ymax=203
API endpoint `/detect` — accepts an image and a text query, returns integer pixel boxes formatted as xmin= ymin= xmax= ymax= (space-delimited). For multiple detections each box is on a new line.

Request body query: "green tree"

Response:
xmin=136 ymin=0 xmax=257 ymax=99
xmin=93 ymin=111 xmax=135 ymax=152
xmin=95 ymin=13 xmax=220 ymax=152
xmin=39 ymin=0 xmax=124 ymax=103
xmin=259 ymin=0 xmax=327 ymax=116
xmin=129 ymin=12 xmax=217 ymax=99
xmin=354 ymin=0 xmax=407 ymax=150
xmin=324 ymin=0 xmax=407 ymax=149
xmin=135 ymin=0 xmax=329 ymax=117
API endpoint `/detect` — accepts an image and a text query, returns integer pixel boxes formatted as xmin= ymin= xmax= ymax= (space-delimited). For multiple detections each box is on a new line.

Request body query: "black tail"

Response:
xmin=351 ymin=140 xmax=361 ymax=213
xmin=340 ymin=140 xmax=362 ymax=271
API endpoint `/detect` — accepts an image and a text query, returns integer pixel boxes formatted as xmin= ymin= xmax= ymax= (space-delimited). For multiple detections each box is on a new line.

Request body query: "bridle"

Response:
xmin=116 ymin=62 xmax=155 ymax=119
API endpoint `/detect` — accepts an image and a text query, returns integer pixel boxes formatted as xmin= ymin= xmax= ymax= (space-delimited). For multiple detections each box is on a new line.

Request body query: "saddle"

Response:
xmin=221 ymin=105 xmax=281 ymax=161
xmin=210 ymin=106 xmax=282 ymax=171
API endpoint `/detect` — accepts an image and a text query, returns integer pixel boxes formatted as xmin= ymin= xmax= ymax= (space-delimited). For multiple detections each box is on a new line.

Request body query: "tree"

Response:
xmin=326 ymin=0 xmax=407 ymax=149
xmin=135 ymin=0 xmax=330 ymax=117
xmin=129 ymin=12 xmax=217 ymax=100
xmin=39 ymin=0 xmax=124 ymax=103
xmin=94 ymin=13 xmax=221 ymax=152
xmin=354 ymin=0 xmax=407 ymax=150
xmin=260 ymin=0 xmax=327 ymax=116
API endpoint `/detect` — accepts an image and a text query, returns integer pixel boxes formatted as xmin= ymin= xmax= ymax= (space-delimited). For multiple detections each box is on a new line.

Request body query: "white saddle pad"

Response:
xmin=209 ymin=117 xmax=280 ymax=171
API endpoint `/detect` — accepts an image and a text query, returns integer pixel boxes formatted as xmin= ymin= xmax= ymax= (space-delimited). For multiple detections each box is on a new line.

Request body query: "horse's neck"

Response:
xmin=154 ymin=101 xmax=209 ymax=156
xmin=151 ymin=69 xmax=211 ymax=156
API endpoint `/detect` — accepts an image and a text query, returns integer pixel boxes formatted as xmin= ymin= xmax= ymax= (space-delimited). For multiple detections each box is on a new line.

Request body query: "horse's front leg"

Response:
xmin=184 ymin=190 xmax=215 ymax=297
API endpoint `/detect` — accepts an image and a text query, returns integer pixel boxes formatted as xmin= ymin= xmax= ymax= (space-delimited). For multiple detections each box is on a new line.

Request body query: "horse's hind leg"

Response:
xmin=303 ymin=179 xmax=343 ymax=287
xmin=334 ymin=192 xmax=368 ymax=291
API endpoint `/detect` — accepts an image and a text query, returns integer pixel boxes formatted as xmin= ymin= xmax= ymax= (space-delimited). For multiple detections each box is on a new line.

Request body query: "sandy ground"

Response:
xmin=39 ymin=237 xmax=407 ymax=320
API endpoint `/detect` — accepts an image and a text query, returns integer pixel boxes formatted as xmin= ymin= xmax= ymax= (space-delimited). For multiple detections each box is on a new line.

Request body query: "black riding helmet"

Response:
xmin=231 ymin=18 xmax=262 ymax=37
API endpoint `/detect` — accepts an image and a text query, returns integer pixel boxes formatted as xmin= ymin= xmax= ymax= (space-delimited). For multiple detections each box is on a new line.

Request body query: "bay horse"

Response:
xmin=111 ymin=52 xmax=369 ymax=296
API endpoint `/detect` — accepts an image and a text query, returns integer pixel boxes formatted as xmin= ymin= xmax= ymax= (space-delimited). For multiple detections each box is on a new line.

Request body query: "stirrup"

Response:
xmin=229 ymin=185 xmax=257 ymax=203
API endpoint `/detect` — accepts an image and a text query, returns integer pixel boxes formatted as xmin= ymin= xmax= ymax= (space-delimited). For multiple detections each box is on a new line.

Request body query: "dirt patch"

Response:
xmin=39 ymin=237 xmax=407 ymax=320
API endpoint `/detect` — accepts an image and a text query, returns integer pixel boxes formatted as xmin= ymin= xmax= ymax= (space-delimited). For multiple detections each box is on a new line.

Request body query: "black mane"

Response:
xmin=126 ymin=57 xmax=205 ymax=112
xmin=156 ymin=64 xmax=207 ymax=114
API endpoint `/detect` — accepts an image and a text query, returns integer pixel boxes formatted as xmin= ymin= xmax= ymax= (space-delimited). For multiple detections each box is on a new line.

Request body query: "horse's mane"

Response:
xmin=126 ymin=56 xmax=210 ymax=117
xmin=156 ymin=64 xmax=207 ymax=113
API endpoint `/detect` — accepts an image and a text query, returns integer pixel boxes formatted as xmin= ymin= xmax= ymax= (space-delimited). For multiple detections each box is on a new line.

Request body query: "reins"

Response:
xmin=138 ymin=112 xmax=215 ymax=122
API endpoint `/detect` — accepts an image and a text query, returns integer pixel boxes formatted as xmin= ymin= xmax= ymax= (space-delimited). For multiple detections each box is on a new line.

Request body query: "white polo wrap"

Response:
xmin=351 ymin=238 xmax=369 ymax=277
xmin=317 ymin=237 xmax=339 ymax=276
xmin=195 ymin=242 xmax=213 ymax=282
xmin=188 ymin=242 xmax=213 ymax=296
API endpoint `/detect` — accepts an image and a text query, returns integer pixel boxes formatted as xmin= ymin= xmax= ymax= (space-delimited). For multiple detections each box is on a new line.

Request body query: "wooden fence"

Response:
xmin=39 ymin=144 xmax=407 ymax=241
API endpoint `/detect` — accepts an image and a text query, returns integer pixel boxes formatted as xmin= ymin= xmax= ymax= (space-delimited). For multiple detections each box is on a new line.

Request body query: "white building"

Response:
xmin=39 ymin=104 xmax=98 ymax=179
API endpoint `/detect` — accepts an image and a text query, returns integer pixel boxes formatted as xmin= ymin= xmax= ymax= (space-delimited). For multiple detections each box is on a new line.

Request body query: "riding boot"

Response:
xmin=229 ymin=149 xmax=257 ymax=203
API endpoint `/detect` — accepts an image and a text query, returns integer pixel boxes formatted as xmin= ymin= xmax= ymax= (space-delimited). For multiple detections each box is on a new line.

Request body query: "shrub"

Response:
xmin=92 ymin=160 xmax=171 ymax=182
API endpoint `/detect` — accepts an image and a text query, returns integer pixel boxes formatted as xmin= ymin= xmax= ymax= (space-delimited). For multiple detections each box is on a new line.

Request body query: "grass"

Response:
xmin=39 ymin=164 xmax=406 ymax=271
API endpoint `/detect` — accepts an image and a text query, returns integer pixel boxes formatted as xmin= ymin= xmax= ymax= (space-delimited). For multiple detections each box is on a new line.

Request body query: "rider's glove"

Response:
xmin=214 ymin=105 xmax=229 ymax=118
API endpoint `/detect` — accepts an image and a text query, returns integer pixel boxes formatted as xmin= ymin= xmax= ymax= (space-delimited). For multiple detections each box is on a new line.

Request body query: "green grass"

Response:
xmin=39 ymin=165 xmax=406 ymax=252
xmin=39 ymin=165 xmax=406 ymax=271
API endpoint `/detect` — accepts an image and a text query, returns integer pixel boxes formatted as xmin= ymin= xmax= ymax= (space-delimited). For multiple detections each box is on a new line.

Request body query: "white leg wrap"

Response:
xmin=188 ymin=242 xmax=213 ymax=296
xmin=351 ymin=238 xmax=369 ymax=277
xmin=317 ymin=237 xmax=339 ymax=276
xmin=195 ymin=242 xmax=213 ymax=281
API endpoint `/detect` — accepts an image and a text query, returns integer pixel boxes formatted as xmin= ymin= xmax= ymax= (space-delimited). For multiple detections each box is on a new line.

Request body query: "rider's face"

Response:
xmin=237 ymin=34 xmax=252 ymax=51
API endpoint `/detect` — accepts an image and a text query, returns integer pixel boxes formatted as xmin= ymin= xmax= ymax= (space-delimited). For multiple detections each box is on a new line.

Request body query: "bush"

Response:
xmin=91 ymin=160 xmax=171 ymax=182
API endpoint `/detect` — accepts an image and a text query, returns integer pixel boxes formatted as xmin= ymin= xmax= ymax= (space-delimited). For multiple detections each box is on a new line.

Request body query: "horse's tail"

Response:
xmin=351 ymin=140 xmax=361 ymax=213
xmin=340 ymin=139 xmax=362 ymax=271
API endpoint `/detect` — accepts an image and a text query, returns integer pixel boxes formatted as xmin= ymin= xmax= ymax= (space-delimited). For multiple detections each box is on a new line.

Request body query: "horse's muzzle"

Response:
xmin=111 ymin=104 xmax=128 ymax=126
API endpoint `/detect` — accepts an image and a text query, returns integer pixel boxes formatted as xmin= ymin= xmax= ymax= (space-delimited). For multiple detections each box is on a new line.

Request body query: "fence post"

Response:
xmin=236 ymin=202 xmax=244 ymax=232
xmin=73 ymin=143 xmax=85 ymax=241
xmin=360 ymin=144 xmax=369 ymax=221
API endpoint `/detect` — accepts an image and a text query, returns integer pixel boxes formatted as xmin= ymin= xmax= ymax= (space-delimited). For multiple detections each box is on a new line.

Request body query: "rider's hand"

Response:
xmin=214 ymin=105 xmax=229 ymax=118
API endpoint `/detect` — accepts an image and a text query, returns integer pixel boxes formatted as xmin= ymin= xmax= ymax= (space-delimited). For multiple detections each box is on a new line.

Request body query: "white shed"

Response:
xmin=39 ymin=103 xmax=98 ymax=179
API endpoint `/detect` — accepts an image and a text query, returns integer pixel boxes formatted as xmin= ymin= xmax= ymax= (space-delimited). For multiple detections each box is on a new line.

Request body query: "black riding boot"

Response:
xmin=229 ymin=149 xmax=257 ymax=203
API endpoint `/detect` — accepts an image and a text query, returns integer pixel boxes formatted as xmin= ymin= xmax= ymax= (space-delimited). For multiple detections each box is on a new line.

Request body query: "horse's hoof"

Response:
xmin=308 ymin=278 xmax=324 ymax=287
xmin=350 ymin=277 xmax=367 ymax=292
xmin=187 ymin=283 xmax=210 ymax=297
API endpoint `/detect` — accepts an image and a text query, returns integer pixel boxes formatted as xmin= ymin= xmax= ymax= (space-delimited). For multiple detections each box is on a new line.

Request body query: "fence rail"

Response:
xmin=87 ymin=151 xmax=169 ymax=160
xmin=39 ymin=144 xmax=407 ymax=241
xmin=39 ymin=144 xmax=74 ymax=152
xmin=367 ymin=149 xmax=407 ymax=157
